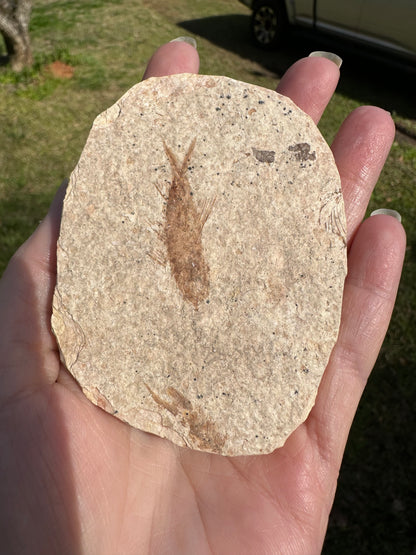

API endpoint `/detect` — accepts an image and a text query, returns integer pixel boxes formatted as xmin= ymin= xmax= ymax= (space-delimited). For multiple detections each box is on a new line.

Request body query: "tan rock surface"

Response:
xmin=52 ymin=74 xmax=347 ymax=456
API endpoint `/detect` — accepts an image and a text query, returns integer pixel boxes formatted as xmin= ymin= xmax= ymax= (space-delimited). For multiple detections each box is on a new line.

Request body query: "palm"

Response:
xmin=2 ymin=374 xmax=334 ymax=554
xmin=0 ymin=43 xmax=405 ymax=555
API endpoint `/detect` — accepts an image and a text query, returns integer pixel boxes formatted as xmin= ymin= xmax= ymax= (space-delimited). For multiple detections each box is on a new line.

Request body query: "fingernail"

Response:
xmin=308 ymin=51 xmax=343 ymax=68
xmin=170 ymin=36 xmax=197 ymax=50
xmin=370 ymin=208 xmax=402 ymax=223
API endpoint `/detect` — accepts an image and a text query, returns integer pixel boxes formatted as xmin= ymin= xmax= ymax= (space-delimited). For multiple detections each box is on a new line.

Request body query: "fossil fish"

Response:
xmin=156 ymin=138 xmax=215 ymax=309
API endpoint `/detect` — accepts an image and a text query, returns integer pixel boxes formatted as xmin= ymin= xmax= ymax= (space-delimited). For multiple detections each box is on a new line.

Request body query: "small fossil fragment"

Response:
xmin=288 ymin=142 xmax=316 ymax=162
xmin=252 ymin=148 xmax=276 ymax=163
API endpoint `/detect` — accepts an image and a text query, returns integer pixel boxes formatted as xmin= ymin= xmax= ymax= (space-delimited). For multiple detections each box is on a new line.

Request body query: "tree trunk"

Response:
xmin=0 ymin=0 xmax=33 ymax=71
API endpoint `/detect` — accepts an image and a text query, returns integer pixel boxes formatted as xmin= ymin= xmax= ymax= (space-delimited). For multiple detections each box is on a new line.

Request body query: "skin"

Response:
xmin=0 ymin=41 xmax=406 ymax=554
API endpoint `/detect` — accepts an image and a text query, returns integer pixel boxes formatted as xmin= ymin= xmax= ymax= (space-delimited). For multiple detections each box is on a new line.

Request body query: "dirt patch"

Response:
xmin=45 ymin=61 xmax=74 ymax=79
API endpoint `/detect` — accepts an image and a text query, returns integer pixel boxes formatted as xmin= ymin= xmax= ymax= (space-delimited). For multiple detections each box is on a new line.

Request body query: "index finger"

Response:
xmin=276 ymin=54 xmax=341 ymax=124
xmin=142 ymin=39 xmax=200 ymax=80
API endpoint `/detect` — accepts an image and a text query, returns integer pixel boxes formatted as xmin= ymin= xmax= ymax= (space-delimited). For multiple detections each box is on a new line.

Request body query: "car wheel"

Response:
xmin=251 ymin=0 xmax=288 ymax=49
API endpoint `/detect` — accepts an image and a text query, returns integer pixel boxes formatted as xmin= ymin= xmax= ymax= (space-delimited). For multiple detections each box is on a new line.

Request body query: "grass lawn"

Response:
xmin=1 ymin=1 xmax=415 ymax=552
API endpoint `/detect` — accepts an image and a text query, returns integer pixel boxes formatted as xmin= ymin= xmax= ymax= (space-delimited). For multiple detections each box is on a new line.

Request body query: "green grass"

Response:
xmin=1 ymin=1 xmax=415 ymax=552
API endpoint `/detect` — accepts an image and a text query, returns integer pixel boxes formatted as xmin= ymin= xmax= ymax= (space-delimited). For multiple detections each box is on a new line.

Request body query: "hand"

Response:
xmin=0 ymin=41 xmax=406 ymax=555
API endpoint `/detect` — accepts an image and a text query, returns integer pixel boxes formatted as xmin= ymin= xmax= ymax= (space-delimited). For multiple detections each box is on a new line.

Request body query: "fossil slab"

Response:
xmin=52 ymin=74 xmax=347 ymax=456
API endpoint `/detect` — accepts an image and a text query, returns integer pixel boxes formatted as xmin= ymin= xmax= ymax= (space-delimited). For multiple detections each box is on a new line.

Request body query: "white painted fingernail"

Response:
xmin=370 ymin=208 xmax=402 ymax=223
xmin=170 ymin=36 xmax=197 ymax=50
xmin=308 ymin=51 xmax=343 ymax=68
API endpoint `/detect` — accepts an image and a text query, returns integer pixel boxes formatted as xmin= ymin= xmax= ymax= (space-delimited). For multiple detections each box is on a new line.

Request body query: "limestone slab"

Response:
xmin=52 ymin=74 xmax=347 ymax=456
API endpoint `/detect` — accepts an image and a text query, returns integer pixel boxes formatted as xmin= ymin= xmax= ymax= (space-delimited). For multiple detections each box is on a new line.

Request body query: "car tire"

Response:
xmin=251 ymin=0 xmax=288 ymax=49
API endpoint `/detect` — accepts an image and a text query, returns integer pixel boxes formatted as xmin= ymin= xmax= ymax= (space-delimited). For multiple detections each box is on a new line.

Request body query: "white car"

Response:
xmin=239 ymin=0 xmax=416 ymax=65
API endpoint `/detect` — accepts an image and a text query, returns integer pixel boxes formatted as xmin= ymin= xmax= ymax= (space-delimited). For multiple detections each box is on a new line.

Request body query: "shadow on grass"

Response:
xmin=323 ymin=350 xmax=416 ymax=555
xmin=179 ymin=14 xmax=416 ymax=120
xmin=0 ymin=54 xmax=10 ymax=67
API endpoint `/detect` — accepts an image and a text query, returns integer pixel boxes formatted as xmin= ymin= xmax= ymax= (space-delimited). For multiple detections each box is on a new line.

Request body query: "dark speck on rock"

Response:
xmin=252 ymin=147 xmax=275 ymax=163
xmin=288 ymin=143 xmax=316 ymax=162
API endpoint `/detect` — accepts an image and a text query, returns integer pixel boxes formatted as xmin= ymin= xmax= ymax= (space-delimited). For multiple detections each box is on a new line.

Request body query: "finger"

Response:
xmin=331 ymin=106 xmax=396 ymax=244
xmin=0 ymin=182 xmax=66 ymax=401
xmin=142 ymin=39 xmax=199 ymax=80
xmin=276 ymin=55 xmax=340 ymax=124
xmin=309 ymin=214 xmax=406 ymax=468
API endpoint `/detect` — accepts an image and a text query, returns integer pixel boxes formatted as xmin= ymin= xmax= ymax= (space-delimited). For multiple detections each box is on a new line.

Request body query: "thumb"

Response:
xmin=0 ymin=182 xmax=67 ymax=402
